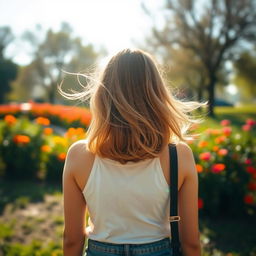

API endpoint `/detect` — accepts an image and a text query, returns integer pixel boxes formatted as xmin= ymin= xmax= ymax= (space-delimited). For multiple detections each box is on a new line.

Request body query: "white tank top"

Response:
xmin=82 ymin=154 xmax=171 ymax=244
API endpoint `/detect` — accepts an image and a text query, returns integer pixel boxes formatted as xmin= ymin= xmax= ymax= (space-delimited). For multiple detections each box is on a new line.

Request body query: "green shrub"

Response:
xmin=0 ymin=221 xmax=14 ymax=241
xmin=191 ymin=119 xmax=256 ymax=217
xmin=0 ymin=117 xmax=44 ymax=180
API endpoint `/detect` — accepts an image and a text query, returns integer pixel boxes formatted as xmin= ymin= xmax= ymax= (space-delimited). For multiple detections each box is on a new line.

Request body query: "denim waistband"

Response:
xmin=87 ymin=237 xmax=172 ymax=255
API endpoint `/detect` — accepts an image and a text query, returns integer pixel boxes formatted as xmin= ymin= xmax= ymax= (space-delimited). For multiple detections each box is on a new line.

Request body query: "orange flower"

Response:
xmin=198 ymin=141 xmax=208 ymax=148
xmin=196 ymin=164 xmax=203 ymax=173
xmin=218 ymin=148 xmax=228 ymax=156
xmin=213 ymin=146 xmax=219 ymax=152
xmin=244 ymin=195 xmax=254 ymax=204
xmin=215 ymin=135 xmax=226 ymax=144
xmin=4 ymin=114 xmax=17 ymax=126
xmin=41 ymin=145 xmax=51 ymax=153
xmin=43 ymin=127 xmax=53 ymax=135
xmin=65 ymin=127 xmax=76 ymax=138
xmin=199 ymin=152 xmax=211 ymax=161
xmin=198 ymin=198 xmax=204 ymax=209
xmin=35 ymin=117 xmax=50 ymax=126
xmin=211 ymin=163 xmax=225 ymax=173
xmin=210 ymin=129 xmax=222 ymax=136
xmin=13 ymin=135 xmax=30 ymax=145
xmin=76 ymin=127 xmax=85 ymax=135
xmin=58 ymin=153 xmax=66 ymax=161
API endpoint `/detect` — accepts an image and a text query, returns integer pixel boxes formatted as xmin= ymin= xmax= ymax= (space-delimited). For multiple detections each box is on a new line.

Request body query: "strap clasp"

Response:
xmin=169 ymin=216 xmax=181 ymax=222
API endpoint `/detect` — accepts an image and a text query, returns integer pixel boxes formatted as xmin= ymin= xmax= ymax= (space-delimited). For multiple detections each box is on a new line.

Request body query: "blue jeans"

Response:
xmin=85 ymin=237 xmax=173 ymax=256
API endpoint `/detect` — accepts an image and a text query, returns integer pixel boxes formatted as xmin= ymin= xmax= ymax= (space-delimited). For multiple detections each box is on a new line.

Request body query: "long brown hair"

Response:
xmin=58 ymin=48 xmax=204 ymax=164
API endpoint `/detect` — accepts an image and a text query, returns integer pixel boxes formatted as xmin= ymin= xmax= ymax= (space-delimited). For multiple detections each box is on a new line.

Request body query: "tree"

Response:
xmin=21 ymin=23 xmax=99 ymax=103
xmin=144 ymin=0 xmax=256 ymax=116
xmin=233 ymin=50 xmax=256 ymax=101
xmin=0 ymin=27 xmax=18 ymax=103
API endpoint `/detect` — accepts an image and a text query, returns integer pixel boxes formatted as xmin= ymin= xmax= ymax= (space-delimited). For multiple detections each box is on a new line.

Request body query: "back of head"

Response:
xmin=59 ymin=48 xmax=204 ymax=164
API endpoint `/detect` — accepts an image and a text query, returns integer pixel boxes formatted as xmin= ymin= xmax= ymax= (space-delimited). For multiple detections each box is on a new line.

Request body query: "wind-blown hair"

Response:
xmin=58 ymin=48 xmax=205 ymax=164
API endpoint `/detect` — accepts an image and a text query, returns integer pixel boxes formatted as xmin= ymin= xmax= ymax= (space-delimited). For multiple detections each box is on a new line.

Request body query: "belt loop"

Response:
xmin=124 ymin=244 xmax=130 ymax=256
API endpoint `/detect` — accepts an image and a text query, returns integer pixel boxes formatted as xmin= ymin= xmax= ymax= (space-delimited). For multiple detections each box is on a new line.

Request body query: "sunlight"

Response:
xmin=0 ymin=0 xmax=163 ymax=64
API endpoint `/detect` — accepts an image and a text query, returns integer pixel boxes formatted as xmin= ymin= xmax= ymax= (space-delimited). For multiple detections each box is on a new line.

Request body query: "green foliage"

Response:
xmin=16 ymin=22 xmax=100 ymax=103
xmin=45 ymin=154 xmax=65 ymax=183
xmin=0 ymin=117 xmax=44 ymax=180
xmin=191 ymin=119 xmax=256 ymax=217
xmin=0 ymin=26 xmax=18 ymax=103
xmin=0 ymin=221 xmax=14 ymax=240
xmin=0 ymin=59 xmax=18 ymax=104
xmin=233 ymin=50 xmax=256 ymax=101
xmin=1 ymin=240 xmax=62 ymax=256
xmin=144 ymin=0 xmax=256 ymax=115
xmin=12 ymin=196 xmax=30 ymax=210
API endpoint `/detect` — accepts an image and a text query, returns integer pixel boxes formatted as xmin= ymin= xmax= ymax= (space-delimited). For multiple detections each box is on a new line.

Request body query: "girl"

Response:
xmin=60 ymin=49 xmax=203 ymax=256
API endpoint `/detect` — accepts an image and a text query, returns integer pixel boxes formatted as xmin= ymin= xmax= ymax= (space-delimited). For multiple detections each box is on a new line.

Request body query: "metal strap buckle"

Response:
xmin=169 ymin=216 xmax=181 ymax=222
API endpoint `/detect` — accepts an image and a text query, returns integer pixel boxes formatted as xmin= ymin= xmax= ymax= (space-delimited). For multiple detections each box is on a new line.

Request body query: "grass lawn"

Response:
xmin=195 ymin=104 xmax=256 ymax=132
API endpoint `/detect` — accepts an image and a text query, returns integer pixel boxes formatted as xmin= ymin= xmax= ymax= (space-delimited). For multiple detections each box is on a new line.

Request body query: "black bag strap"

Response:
xmin=168 ymin=143 xmax=181 ymax=252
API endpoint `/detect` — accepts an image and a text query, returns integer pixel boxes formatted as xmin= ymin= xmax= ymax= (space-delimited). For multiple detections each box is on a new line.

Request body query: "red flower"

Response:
xmin=220 ymin=119 xmax=231 ymax=126
xmin=199 ymin=152 xmax=211 ymax=161
xmin=244 ymin=159 xmax=252 ymax=165
xmin=211 ymin=163 xmax=225 ymax=173
xmin=246 ymin=166 xmax=256 ymax=174
xmin=198 ymin=198 xmax=204 ymax=209
xmin=222 ymin=127 xmax=232 ymax=136
xmin=248 ymin=182 xmax=256 ymax=191
xmin=246 ymin=119 xmax=256 ymax=126
xmin=242 ymin=124 xmax=251 ymax=131
xmin=244 ymin=195 xmax=254 ymax=204
xmin=218 ymin=148 xmax=228 ymax=156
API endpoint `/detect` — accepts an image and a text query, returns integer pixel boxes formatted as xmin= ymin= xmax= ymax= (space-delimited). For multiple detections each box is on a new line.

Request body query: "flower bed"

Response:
xmin=0 ymin=102 xmax=91 ymax=128
xmin=0 ymin=107 xmax=255 ymax=217
xmin=190 ymin=119 xmax=256 ymax=217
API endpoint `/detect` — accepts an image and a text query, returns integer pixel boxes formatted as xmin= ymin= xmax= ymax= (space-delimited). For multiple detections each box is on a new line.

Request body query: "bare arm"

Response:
xmin=63 ymin=143 xmax=87 ymax=256
xmin=177 ymin=142 xmax=201 ymax=256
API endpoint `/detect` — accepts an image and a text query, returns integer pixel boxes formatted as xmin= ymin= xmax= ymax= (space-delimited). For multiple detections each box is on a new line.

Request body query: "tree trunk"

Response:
xmin=48 ymin=84 xmax=55 ymax=104
xmin=197 ymin=86 xmax=203 ymax=102
xmin=208 ymin=76 xmax=216 ymax=117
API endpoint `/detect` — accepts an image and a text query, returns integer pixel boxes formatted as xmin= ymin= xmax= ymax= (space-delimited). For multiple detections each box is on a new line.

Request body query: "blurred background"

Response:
xmin=0 ymin=0 xmax=255 ymax=255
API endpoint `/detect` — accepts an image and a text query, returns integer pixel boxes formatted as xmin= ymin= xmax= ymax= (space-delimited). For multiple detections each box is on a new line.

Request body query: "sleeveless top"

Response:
xmin=82 ymin=154 xmax=171 ymax=244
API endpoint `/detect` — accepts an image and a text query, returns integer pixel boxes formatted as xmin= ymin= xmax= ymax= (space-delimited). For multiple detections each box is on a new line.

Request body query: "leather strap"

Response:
xmin=168 ymin=143 xmax=181 ymax=253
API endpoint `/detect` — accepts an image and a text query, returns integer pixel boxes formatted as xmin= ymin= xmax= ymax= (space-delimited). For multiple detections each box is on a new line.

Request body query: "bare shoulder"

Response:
xmin=176 ymin=141 xmax=193 ymax=156
xmin=176 ymin=141 xmax=196 ymax=179
xmin=65 ymin=139 xmax=95 ymax=174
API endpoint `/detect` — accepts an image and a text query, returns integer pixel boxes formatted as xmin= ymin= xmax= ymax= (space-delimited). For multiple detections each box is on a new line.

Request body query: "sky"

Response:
xmin=0 ymin=0 xmax=164 ymax=65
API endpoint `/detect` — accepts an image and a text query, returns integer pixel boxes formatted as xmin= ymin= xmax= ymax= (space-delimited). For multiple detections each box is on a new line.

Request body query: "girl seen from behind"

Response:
xmin=60 ymin=49 xmax=203 ymax=256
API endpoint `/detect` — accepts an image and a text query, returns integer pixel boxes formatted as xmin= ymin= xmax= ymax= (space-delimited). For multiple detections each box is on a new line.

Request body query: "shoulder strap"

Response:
xmin=168 ymin=144 xmax=181 ymax=251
